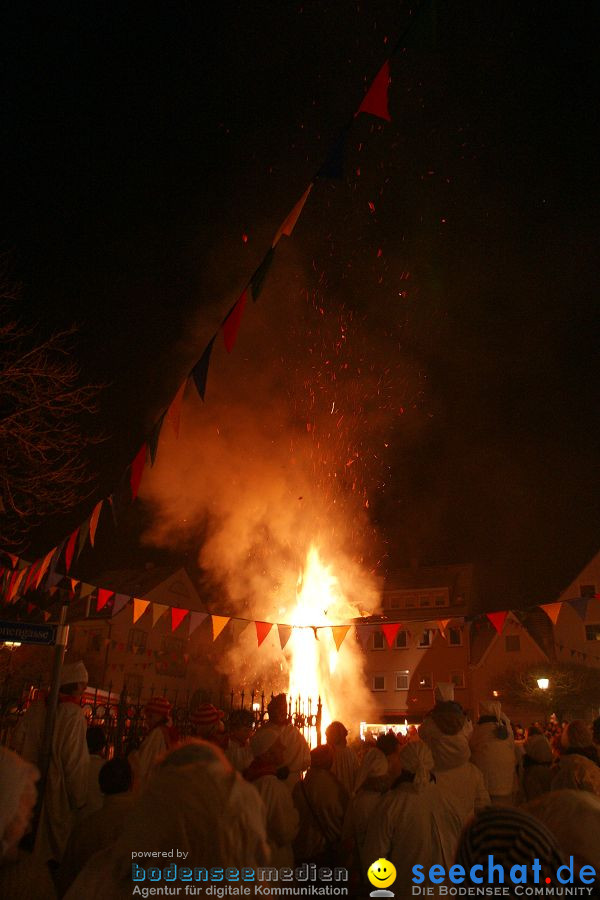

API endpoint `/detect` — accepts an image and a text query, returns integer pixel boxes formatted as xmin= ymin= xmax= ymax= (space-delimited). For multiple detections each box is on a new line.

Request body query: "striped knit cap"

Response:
xmin=191 ymin=703 xmax=225 ymax=729
xmin=144 ymin=696 xmax=172 ymax=720
xmin=457 ymin=807 xmax=566 ymax=885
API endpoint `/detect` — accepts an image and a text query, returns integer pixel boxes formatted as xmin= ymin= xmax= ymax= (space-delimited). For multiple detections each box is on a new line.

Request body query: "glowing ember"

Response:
xmin=286 ymin=545 xmax=362 ymax=746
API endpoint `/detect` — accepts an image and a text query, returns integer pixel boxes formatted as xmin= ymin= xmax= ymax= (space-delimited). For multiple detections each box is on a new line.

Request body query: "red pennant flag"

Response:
xmin=356 ymin=60 xmax=391 ymax=121
xmin=222 ymin=290 xmax=248 ymax=354
xmin=65 ymin=528 xmax=79 ymax=572
xmin=130 ymin=444 xmax=147 ymax=500
xmin=255 ymin=621 xmax=273 ymax=647
xmin=167 ymin=382 xmax=186 ymax=438
xmin=89 ymin=500 xmax=103 ymax=547
xmin=26 ymin=602 xmax=36 ymax=614
xmin=96 ymin=588 xmax=114 ymax=611
xmin=486 ymin=611 xmax=508 ymax=634
xmin=381 ymin=622 xmax=402 ymax=648
xmin=171 ymin=607 xmax=188 ymax=632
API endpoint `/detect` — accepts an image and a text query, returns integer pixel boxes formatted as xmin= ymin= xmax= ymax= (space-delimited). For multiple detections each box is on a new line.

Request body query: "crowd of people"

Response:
xmin=1 ymin=665 xmax=600 ymax=899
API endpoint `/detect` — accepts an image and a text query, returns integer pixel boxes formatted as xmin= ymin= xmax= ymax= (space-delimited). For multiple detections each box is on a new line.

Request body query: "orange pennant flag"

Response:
xmin=133 ymin=598 xmax=150 ymax=624
xmin=65 ymin=528 xmax=79 ymax=572
xmin=89 ymin=500 xmax=103 ymax=547
xmin=278 ymin=624 xmax=292 ymax=650
xmin=70 ymin=578 xmax=80 ymax=595
xmin=331 ymin=625 xmax=351 ymax=651
xmin=152 ymin=603 xmax=168 ymax=627
xmin=540 ymin=602 xmax=562 ymax=626
xmin=212 ymin=615 xmax=230 ymax=641
xmin=171 ymin=607 xmax=189 ymax=632
xmin=255 ymin=621 xmax=273 ymax=647
xmin=35 ymin=549 xmax=56 ymax=589
xmin=272 ymin=183 xmax=313 ymax=247
xmin=43 ymin=611 xmax=51 ymax=622
xmin=167 ymin=381 xmax=186 ymax=438
xmin=437 ymin=619 xmax=451 ymax=637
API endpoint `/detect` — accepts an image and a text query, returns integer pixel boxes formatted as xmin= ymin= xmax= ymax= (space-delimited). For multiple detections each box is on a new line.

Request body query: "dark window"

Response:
xmin=418 ymin=673 xmax=432 ymax=689
xmin=86 ymin=632 xmax=103 ymax=653
xmin=395 ymin=671 xmax=409 ymax=690
xmin=448 ymin=627 xmax=462 ymax=646
xmin=394 ymin=631 xmax=408 ymax=649
xmin=451 ymin=671 xmax=465 ymax=688
xmin=505 ymin=635 xmax=521 ymax=652
xmin=580 ymin=584 xmax=597 ymax=599
xmin=372 ymin=631 xmax=385 ymax=650
xmin=418 ymin=630 xmax=431 ymax=648
xmin=127 ymin=629 xmax=147 ymax=653
xmin=372 ymin=675 xmax=386 ymax=691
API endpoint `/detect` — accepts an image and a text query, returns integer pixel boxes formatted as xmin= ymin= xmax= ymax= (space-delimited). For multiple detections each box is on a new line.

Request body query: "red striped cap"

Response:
xmin=144 ymin=696 xmax=172 ymax=718
xmin=191 ymin=703 xmax=225 ymax=727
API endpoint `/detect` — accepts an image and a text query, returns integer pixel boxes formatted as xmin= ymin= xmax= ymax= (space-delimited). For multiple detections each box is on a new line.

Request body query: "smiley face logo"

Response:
xmin=367 ymin=858 xmax=397 ymax=889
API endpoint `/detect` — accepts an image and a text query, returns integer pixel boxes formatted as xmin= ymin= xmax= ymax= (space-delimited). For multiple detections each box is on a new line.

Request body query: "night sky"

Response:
xmin=3 ymin=2 xmax=600 ymax=611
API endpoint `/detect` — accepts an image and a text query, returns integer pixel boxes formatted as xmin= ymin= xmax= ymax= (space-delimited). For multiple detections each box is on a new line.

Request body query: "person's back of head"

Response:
xmin=376 ymin=732 xmax=400 ymax=757
xmin=87 ymin=725 xmax=107 ymax=756
xmin=99 ymin=758 xmax=132 ymax=795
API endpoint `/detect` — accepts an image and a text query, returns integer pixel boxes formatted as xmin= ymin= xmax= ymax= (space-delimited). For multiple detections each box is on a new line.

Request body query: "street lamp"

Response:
xmin=537 ymin=677 xmax=549 ymax=690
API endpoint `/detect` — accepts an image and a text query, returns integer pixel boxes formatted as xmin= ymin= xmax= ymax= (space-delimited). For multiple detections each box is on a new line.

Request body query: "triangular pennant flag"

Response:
xmin=222 ymin=289 xmax=248 ymax=354
xmin=278 ymin=624 xmax=293 ymax=650
xmin=249 ymin=248 xmax=275 ymax=302
xmin=355 ymin=624 xmax=373 ymax=650
xmin=211 ymin=615 xmax=230 ymax=641
xmin=191 ymin=337 xmax=216 ymax=401
xmin=152 ymin=603 xmax=168 ymax=627
xmin=437 ymin=619 xmax=451 ymax=638
xmin=133 ymin=598 xmax=150 ymax=624
xmin=46 ymin=571 xmax=63 ymax=590
xmin=76 ymin=521 xmax=89 ymax=559
xmin=8 ymin=569 xmax=26 ymax=602
xmin=355 ymin=60 xmax=391 ymax=121
xmin=43 ymin=610 xmax=51 ymax=622
xmin=112 ymin=593 xmax=130 ymax=616
xmin=6 ymin=553 xmax=18 ymax=569
xmin=26 ymin=602 xmax=36 ymax=615
xmin=188 ymin=611 xmax=208 ymax=636
xmin=272 ymin=183 xmax=313 ymax=247
xmin=24 ymin=561 xmax=42 ymax=593
xmin=89 ymin=500 xmax=103 ymax=547
xmin=96 ymin=588 xmax=114 ymax=611
xmin=539 ymin=602 xmax=562 ymax=626
xmin=35 ymin=549 xmax=55 ymax=589
xmin=171 ymin=607 xmax=189 ymax=632
xmin=166 ymin=382 xmax=186 ymax=438
xmin=317 ymin=128 xmax=348 ymax=179
xmin=486 ymin=611 xmax=508 ymax=634
xmin=331 ymin=625 xmax=351 ymax=651
xmin=79 ymin=583 xmax=95 ymax=599
xmin=148 ymin=412 xmax=166 ymax=467
xmin=130 ymin=443 xmax=148 ymax=500
xmin=69 ymin=578 xmax=80 ymax=595
xmin=230 ymin=618 xmax=252 ymax=641
xmin=65 ymin=528 xmax=79 ymax=572
xmin=569 ymin=597 xmax=589 ymax=621
xmin=255 ymin=621 xmax=273 ymax=647
xmin=381 ymin=622 xmax=402 ymax=648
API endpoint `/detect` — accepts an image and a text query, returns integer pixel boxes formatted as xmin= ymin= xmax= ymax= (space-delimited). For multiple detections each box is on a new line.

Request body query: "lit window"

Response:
xmin=394 ymin=630 xmax=408 ymax=649
xmin=505 ymin=635 xmax=520 ymax=652
xmin=418 ymin=630 xmax=431 ymax=648
xmin=418 ymin=673 xmax=432 ymax=689
xmin=395 ymin=670 xmax=410 ymax=690
xmin=451 ymin=671 xmax=465 ymax=688
xmin=372 ymin=675 xmax=386 ymax=691
xmin=585 ymin=624 xmax=600 ymax=642
xmin=448 ymin=627 xmax=462 ymax=646
xmin=372 ymin=631 xmax=385 ymax=650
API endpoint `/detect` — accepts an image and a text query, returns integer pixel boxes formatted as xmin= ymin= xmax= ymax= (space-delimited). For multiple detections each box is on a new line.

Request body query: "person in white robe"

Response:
xmin=225 ymin=708 xmax=255 ymax=771
xmin=325 ymin=720 xmax=359 ymax=795
xmin=128 ymin=696 xmax=178 ymax=787
xmin=363 ymin=740 xmax=464 ymax=893
xmin=469 ymin=700 xmax=517 ymax=804
xmin=77 ymin=725 xmax=106 ymax=820
xmin=11 ymin=659 xmax=89 ymax=863
xmin=293 ymin=744 xmax=349 ymax=863
xmin=65 ymin=740 xmax=270 ymax=900
xmin=418 ymin=682 xmax=473 ymax=771
xmin=346 ymin=745 xmax=389 ymax=871
xmin=245 ymin=726 xmax=299 ymax=867
xmin=251 ymin=693 xmax=310 ymax=787
xmin=0 ymin=746 xmax=56 ymax=899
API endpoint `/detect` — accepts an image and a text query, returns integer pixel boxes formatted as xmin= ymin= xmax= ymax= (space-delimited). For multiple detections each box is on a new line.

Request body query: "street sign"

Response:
xmin=0 ymin=620 xmax=56 ymax=646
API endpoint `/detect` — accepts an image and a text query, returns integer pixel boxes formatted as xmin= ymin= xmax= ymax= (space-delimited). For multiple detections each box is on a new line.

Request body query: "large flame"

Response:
xmin=286 ymin=545 xmax=363 ymax=746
